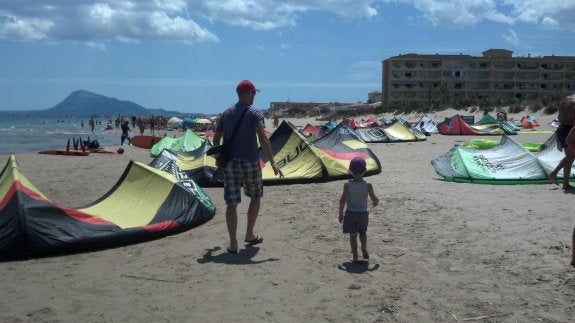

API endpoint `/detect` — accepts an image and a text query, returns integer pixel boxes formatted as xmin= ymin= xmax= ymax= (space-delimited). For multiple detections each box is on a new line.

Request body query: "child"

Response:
xmin=339 ymin=157 xmax=379 ymax=262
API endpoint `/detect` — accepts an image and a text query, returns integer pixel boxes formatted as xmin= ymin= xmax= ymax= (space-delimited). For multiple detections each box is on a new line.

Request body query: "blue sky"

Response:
xmin=1 ymin=0 xmax=574 ymax=115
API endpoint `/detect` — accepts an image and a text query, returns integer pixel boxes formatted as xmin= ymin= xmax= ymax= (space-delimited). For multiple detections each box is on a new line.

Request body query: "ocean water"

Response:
xmin=0 ymin=116 xmax=124 ymax=155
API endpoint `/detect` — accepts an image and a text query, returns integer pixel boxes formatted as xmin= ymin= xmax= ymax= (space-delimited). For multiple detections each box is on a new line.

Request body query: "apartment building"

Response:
xmin=382 ymin=49 xmax=575 ymax=106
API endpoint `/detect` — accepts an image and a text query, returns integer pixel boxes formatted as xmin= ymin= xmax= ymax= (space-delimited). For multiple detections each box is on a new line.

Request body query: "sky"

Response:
xmin=1 ymin=0 xmax=574 ymax=115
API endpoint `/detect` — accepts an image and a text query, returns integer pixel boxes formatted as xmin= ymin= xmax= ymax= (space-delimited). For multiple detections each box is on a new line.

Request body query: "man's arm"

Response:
xmin=256 ymin=127 xmax=283 ymax=177
xmin=213 ymin=131 xmax=222 ymax=146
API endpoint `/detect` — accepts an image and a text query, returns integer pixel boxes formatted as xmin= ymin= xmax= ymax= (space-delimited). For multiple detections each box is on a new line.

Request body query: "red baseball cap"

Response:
xmin=236 ymin=80 xmax=260 ymax=93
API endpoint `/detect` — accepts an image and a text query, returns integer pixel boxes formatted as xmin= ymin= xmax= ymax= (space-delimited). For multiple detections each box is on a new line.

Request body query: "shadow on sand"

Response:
xmin=197 ymin=245 xmax=279 ymax=265
xmin=338 ymin=260 xmax=380 ymax=274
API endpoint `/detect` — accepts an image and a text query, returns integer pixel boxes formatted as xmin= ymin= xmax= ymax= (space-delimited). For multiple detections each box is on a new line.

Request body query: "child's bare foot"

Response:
xmin=352 ymin=251 xmax=359 ymax=262
xmin=361 ymin=248 xmax=369 ymax=260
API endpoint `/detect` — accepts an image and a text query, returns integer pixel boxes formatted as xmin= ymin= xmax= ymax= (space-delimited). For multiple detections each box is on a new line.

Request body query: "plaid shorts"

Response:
xmin=223 ymin=159 xmax=263 ymax=204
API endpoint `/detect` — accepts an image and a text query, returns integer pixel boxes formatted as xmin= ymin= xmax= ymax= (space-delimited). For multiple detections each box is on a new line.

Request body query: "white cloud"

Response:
xmin=0 ymin=10 xmax=54 ymax=41
xmin=1 ymin=0 xmax=573 ymax=44
xmin=86 ymin=41 xmax=107 ymax=50
xmin=383 ymin=0 xmax=575 ymax=31
xmin=505 ymin=0 xmax=575 ymax=31
xmin=541 ymin=16 xmax=559 ymax=29
xmin=0 ymin=0 xmax=379 ymax=42
xmin=407 ymin=0 xmax=513 ymax=26
xmin=502 ymin=28 xmax=519 ymax=46
xmin=0 ymin=1 xmax=219 ymax=43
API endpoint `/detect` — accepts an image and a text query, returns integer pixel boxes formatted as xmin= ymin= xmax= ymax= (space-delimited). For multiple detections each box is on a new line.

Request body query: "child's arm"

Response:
xmin=339 ymin=183 xmax=348 ymax=223
xmin=367 ymin=183 xmax=379 ymax=207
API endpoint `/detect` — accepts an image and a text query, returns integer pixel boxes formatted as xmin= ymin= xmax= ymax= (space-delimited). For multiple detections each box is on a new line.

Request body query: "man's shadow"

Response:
xmin=550 ymin=187 xmax=575 ymax=194
xmin=338 ymin=260 xmax=380 ymax=274
xmin=197 ymin=245 xmax=279 ymax=265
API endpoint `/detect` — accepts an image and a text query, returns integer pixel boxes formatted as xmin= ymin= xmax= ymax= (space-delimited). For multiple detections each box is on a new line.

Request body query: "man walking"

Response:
xmin=213 ymin=80 xmax=283 ymax=254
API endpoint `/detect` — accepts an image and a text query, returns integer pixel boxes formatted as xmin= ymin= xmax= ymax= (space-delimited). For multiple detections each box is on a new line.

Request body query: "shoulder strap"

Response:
xmin=225 ymin=106 xmax=250 ymax=144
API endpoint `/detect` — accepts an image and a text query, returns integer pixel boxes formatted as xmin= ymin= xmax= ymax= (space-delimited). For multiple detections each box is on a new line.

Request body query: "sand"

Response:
xmin=0 ymin=109 xmax=574 ymax=322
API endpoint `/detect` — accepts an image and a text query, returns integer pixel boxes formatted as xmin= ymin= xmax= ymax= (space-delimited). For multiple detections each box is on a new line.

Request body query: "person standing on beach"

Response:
xmin=120 ymin=121 xmax=131 ymax=146
xmin=546 ymin=94 xmax=575 ymax=267
xmin=89 ymin=117 xmax=95 ymax=134
xmin=548 ymin=94 xmax=575 ymax=191
xmin=339 ymin=156 xmax=379 ymax=262
xmin=213 ymin=79 xmax=283 ymax=254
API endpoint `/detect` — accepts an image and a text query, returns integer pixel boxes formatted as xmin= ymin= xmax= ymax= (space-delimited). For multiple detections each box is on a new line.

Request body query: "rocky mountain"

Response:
xmin=5 ymin=90 xmax=184 ymax=117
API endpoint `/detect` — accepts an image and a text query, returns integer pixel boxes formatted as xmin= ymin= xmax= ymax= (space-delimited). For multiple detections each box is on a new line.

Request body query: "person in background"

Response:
xmin=545 ymin=94 xmax=575 ymax=267
xmin=150 ymin=116 xmax=155 ymax=136
xmin=89 ymin=117 xmax=95 ymax=134
xmin=339 ymin=156 xmax=379 ymax=262
xmin=549 ymin=94 xmax=575 ymax=191
xmin=137 ymin=117 xmax=145 ymax=135
xmin=273 ymin=116 xmax=279 ymax=127
xmin=213 ymin=79 xmax=283 ymax=254
xmin=120 ymin=121 xmax=131 ymax=146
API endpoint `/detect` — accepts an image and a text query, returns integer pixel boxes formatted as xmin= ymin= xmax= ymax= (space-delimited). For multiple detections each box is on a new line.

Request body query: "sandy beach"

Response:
xmin=1 ymin=109 xmax=574 ymax=322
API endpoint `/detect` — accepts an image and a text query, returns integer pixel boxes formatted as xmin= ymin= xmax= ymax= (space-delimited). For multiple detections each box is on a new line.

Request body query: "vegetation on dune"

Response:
xmin=330 ymin=91 xmax=566 ymax=120
xmin=377 ymin=90 xmax=565 ymax=117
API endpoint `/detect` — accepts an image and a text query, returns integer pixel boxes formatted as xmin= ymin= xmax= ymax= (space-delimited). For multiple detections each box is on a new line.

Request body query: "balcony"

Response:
xmin=541 ymin=63 xmax=566 ymax=70
xmin=492 ymin=72 xmax=514 ymax=80
xmin=493 ymin=62 xmax=515 ymax=69
xmin=516 ymin=63 xmax=539 ymax=70
xmin=493 ymin=83 xmax=514 ymax=90
xmin=468 ymin=62 xmax=490 ymax=69
xmin=419 ymin=61 xmax=442 ymax=69
xmin=515 ymin=72 xmax=539 ymax=80
xmin=467 ymin=82 xmax=490 ymax=90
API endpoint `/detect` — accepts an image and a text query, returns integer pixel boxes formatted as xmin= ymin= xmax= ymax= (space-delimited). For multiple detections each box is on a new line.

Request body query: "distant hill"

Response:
xmin=0 ymin=90 xmax=185 ymax=117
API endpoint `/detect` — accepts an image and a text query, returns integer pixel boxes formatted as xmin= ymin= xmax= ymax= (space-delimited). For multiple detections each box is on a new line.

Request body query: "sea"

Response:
xmin=0 ymin=116 xmax=122 ymax=155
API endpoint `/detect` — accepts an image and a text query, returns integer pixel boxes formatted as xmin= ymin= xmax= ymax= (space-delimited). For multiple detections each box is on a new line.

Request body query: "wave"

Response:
xmin=45 ymin=131 xmax=91 ymax=135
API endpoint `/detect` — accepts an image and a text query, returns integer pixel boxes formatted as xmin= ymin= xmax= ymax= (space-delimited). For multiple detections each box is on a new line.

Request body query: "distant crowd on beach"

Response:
xmin=83 ymin=115 xmax=171 ymax=135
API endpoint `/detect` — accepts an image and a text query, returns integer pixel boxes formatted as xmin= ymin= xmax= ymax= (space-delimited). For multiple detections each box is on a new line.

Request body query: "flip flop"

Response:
xmin=226 ymin=247 xmax=238 ymax=254
xmin=244 ymin=236 xmax=263 ymax=245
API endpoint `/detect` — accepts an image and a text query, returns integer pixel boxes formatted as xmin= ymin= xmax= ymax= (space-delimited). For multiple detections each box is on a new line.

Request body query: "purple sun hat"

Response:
xmin=348 ymin=156 xmax=366 ymax=176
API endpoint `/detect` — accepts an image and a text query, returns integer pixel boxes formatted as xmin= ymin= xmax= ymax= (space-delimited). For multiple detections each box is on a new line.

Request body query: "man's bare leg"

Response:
xmin=549 ymin=158 xmax=564 ymax=185
xmin=571 ymin=228 xmax=575 ymax=267
xmin=563 ymin=130 xmax=575 ymax=190
xmin=245 ymin=198 xmax=261 ymax=242
xmin=562 ymin=154 xmax=575 ymax=190
xmin=226 ymin=204 xmax=238 ymax=252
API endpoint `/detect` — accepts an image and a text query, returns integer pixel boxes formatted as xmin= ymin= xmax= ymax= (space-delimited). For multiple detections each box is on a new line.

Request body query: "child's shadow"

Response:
xmin=338 ymin=260 xmax=380 ymax=274
xmin=197 ymin=246 xmax=279 ymax=265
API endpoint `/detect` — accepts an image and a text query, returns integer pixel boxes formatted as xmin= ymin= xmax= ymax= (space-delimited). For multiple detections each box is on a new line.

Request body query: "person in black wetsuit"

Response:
xmin=120 ymin=121 xmax=131 ymax=146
